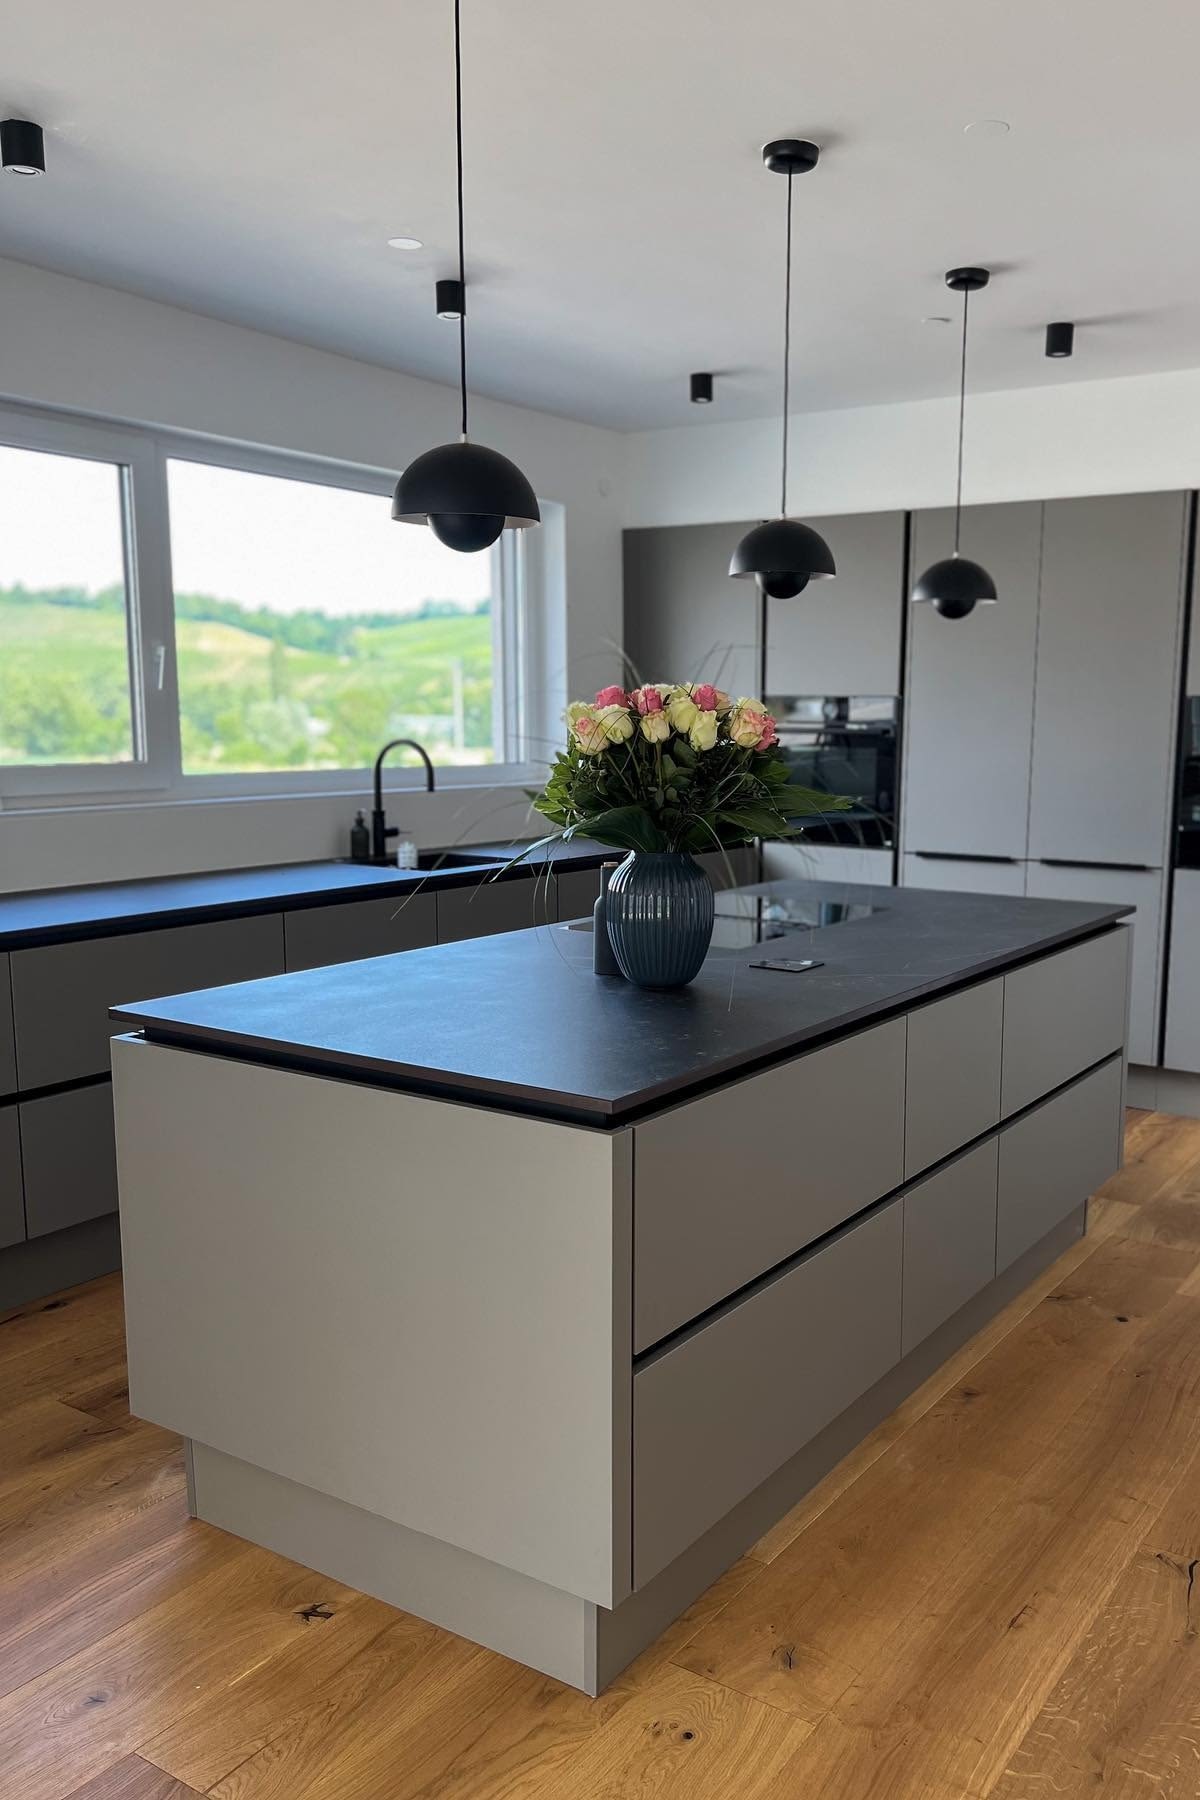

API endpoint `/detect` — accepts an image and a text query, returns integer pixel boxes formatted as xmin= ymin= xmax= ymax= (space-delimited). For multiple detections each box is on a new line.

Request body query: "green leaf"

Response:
xmin=566 ymin=806 xmax=667 ymax=853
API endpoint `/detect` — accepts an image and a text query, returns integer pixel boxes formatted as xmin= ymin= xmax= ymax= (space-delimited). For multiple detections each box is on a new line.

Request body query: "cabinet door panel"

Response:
xmin=21 ymin=1082 xmax=118 ymax=1237
xmin=11 ymin=914 xmax=285 ymax=1089
xmin=436 ymin=879 xmax=549 ymax=943
xmin=766 ymin=511 xmax=906 ymax=697
xmin=901 ymin=854 xmax=1027 ymax=897
xmin=0 ymin=1109 xmax=23 ymax=1248
xmin=1025 ymin=864 xmax=1160 ymax=1066
xmin=548 ymin=868 xmax=602 ymax=922
xmin=1165 ymin=870 xmax=1200 ymax=1073
xmin=1028 ymin=492 xmax=1186 ymax=866
xmin=997 ymin=1059 xmax=1123 ymax=1271
xmin=623 ymin=523 xmax=760 ymax=698
xmin=633 ymin=1201 xmax=902 ymax=1587
xmin=763 ymin=843 xmax=893 ymax=887
xmin=905 ymin=979 xmax=1003 ymax=1177
xmin=904 ymin=502 xmax=1042 ymax=860
xmin=902 ymin=1139 xmax=998 ymax=1356
xmin=284 ymin=894 xmax=437 ymax=972
xmin=1002 ymin=929 xmax=1130 ymax=1115
xmin=0 ymin=955 xmax=15 ymax=1097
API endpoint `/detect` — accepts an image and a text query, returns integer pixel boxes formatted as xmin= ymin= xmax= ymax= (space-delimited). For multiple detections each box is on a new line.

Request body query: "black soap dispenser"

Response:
xmin=593 ymin=862 xmax=624 ymax=978
xmin=350 ymin=809 xmax=370 ymax=862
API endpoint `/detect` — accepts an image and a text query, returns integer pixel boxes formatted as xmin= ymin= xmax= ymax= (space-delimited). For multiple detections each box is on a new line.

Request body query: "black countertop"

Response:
xmin=0 ymin=840 xmax=610 ymax=952
xmin=111 ymin=879 xmax=1131 ymax=1128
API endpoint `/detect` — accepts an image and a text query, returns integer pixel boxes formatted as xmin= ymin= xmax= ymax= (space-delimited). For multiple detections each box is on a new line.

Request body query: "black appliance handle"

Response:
xmin=1036 ymin=857 xmax=1154 ymax=873
xmin=912 ymin=851 xmax=1019 ymax=865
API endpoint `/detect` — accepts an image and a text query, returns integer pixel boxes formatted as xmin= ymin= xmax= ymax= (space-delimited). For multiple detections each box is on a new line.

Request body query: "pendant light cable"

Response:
xmin=453 ymin=0 xmax=468 ymax=441
xmin=953 ymin=283 xmax=969 ymax=553
xmin=780 ymin=169 xmax=793 ymax=518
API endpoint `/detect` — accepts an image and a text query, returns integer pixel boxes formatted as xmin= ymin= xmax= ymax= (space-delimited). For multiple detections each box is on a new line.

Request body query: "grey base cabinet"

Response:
xmin=0 ymin=955 xmax=15 ymax=1097
xmin=436 ymin=878 xmax=551 ymax=942
xmin=20 ymin=1083 xmax=119 ymax=1238
xmin=0 ymin=1109 xmax=23 ymax=1249
xmin=997 ymin=1057 xmax=1123 ymax=1270
xmin=1023 ymin=864 xmax=1160 ymax=1067
xmin=284 ymin=894 xmax=437 ymax=972
xmin=901 ymin=1139 xmax=998 ymax=1357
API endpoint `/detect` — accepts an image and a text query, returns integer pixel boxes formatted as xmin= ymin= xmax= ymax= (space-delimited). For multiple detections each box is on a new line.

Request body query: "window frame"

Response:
xmin=0 ymin=406 xmax=542 ymax=810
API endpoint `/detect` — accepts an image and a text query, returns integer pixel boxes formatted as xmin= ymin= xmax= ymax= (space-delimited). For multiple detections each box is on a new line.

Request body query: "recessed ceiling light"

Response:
xmin=963 ymin=118 xmax=1011 ymax=137
xmin=387 ymin=236 xmax=423 ymax=250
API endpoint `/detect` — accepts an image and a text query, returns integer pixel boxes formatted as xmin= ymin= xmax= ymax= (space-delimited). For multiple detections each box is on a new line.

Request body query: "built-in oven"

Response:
xmin=1177 ymin=696 xmax=1200 ymax=869
xmin=764 ymin=695 xmax=899 ymax=848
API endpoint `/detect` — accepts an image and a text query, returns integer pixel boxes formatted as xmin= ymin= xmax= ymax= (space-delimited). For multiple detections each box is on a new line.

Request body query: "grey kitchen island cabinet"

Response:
xmin=765 ymin=510 xmax=907 ymax=698
xmin=0 ymin=1110 xmax=23 ymax=1250
xmin=903 ymin=501 xmax=1043 ymax=862
xmin=1027 ymin=491 xmax=1187 ymax=868
xmin=112 ymin=879 xmax=1130 ymax=1696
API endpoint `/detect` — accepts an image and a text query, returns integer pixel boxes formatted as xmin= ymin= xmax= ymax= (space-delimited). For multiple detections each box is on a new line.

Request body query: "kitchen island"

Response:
xmin=110 ymin=879 xmax=1132 ymax=1693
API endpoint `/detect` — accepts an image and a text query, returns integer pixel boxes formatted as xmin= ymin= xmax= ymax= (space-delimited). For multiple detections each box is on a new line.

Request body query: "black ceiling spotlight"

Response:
xmin=1045 ymin=320 xmax=1074 ymax=359
xmin=912 ymin=267 xmax=997 ymax=620
xmin=730 ymin=139 xmax=835 ymax=600
xmin=391 ymin=0 xmax=539 ymax=554
xmin=690 ymin=371 xmax=714 ymax=405
xmin=1 ymin=118 xmax=45 ymax=176
xmin=436 ymin=278 xmax=464 ymax=322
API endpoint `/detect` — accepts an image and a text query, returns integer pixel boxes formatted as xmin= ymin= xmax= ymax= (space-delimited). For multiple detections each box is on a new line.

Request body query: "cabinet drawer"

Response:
xmin=633 ymin=1018 xmax=905 ymax=1352
xmin=997 ymin=1057 xmax=1123 ymax=1272
xmin=0 ymin=955 xmax=15 ymax=1097
xmin=1025 ymin=864 xmax=1162 ymax=1067
xmin=0 ymin=1108 xmax=23 ymax=1249
xmin=11 ymin=914 xmax=285 ymax=1090
xmin=20 ymin=1082 xmax=118 ymax=1238
xmin=901 ymin=854 xmax=1027 ymax=898
xmin=905 ymin=979 xmax=1002 ymax=1178
xmin=763 ymin=843 xmax=893 ymax=888
xmin=548 ymin=868 xmax=602 ymax=922
xmin=436 ymin=878 xmax=549 ymax=943
xmin=284 ymin=894 xmax=437 ymax=972
xmin=901 ymin=1139 xmax=998 ymax=1356
xmin=1001 ymin=930 xmax=1129 ymax=1117
xmin=633 ymin=1201 xmax=903 ymax=1586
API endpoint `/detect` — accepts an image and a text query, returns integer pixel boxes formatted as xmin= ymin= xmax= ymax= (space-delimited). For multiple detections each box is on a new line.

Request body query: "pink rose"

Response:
xmin=692 ymin=683 xmax=721 ymax=713
xmin=630 ymin=685 xmax=664 ymax=715
xmin=756 ymin=716 xmax=778 ymax=750
xmin=728 ymin=698 xmax=779 ymax=751
xmin=594 ymin=684 xmax=629 ymax=710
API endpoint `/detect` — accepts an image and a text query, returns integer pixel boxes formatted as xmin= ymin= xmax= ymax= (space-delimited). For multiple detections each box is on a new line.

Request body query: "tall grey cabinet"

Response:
xmin=765 ymin=510 xmax=907 ymax=697
xmin=622 ymin=522 xmax=760 ymax=696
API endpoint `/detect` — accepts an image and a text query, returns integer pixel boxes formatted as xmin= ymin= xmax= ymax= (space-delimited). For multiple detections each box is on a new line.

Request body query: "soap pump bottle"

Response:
xmin=593 ymin=862 xmax=624 ymax=978
xmin=350 ymin=810 xmax=370 ymax=862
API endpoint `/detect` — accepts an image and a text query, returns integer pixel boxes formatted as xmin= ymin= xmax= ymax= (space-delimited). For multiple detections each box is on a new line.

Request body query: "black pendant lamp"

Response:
xmin=730 ymin=139 xmax=835 ymax=600
xmin=391 ymin=0 xmax=539 ymax=553
xmin=912 ymin=267 xmax=997 ymax=619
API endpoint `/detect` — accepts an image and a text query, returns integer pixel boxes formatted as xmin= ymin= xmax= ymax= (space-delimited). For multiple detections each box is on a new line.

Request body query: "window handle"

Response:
xmin=152 ymin=642 xmax=166 ymax=691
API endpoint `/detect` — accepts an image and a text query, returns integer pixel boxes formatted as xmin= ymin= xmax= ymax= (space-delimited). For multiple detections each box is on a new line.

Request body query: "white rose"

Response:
xmin=689 ymin=710 xmax=719 ymax=752
xmin=640 ymin=708 xmax=671 ymax=744
xmin=596 ymin=703 xmax=634 ymax=744
xmin=667 ymin=688 xmax=700 ymax=734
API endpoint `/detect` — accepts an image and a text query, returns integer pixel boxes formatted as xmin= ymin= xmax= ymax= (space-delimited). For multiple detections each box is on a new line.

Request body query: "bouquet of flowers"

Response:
xmin=528 ymin=682 xmax=848 ymax=856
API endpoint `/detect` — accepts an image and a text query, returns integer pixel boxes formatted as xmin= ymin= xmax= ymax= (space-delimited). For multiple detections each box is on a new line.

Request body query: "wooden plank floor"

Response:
xmin=4 ymin=1108 xmax=1200 ymax=1799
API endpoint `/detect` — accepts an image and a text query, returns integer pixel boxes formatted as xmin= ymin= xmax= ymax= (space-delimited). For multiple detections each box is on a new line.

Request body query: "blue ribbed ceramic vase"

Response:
xmin=604 ymin=852 xmax=715 ymax=990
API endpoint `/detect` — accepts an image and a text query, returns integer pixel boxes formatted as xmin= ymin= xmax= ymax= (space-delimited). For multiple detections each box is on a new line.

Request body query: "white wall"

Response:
xmin=0 ymin=257 xmax=626 ymax=889
xmin=625 ymin=367 xmax=1200 ymax=528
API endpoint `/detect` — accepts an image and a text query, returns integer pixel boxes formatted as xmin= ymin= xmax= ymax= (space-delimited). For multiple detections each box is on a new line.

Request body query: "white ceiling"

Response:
xmin=3 ymin=0 xmax=1200 ymax=433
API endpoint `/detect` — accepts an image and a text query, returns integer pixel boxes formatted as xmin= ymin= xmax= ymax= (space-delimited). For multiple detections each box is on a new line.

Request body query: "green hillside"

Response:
xmin=0 ymin=585 xmax=495 ymax=772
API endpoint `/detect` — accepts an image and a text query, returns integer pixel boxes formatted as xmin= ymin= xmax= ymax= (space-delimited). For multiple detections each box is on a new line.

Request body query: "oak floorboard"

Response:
xmin=63 ymin=1753 xmax=204 ymax=1799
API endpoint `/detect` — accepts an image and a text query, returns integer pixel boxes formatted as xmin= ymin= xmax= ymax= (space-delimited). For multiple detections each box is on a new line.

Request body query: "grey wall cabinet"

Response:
xmin=0 ymin=955 xmax=15 ymax=1097
xmin=623 ymin=522 xmax=760 ymax=697
xmin=901 ymin=1138 xmax=998 ymax=1357
xmin=901 ymin=854 xmax=1026 ymax=897
xmin=1028 ymin=492 xmax=1187 ymax=867
xmin=0 ymin=1110 xmax=23 ymax=1249
xmin=284 ymin=894 xmax=437 ymax=972
xmin=1025 ymin=863 xmax=1161 ymax=1065
xmin=21 ymin=1082 xmax=119 ymax=1238
xmin=903 ymin=502 xmax=1043 ymax=861
xmin=436 ymin=878 xmax=551 ymax=944
xmin=1165 ymin=870 xmax=1200 ymax=1072
xmin=10 ymin=913 xmax=285 ymax=1090
xmin=765 ymin=511 xmax=907 ymax=698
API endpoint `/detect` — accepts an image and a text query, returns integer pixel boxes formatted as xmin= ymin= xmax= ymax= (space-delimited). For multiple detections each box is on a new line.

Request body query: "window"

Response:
xmin=167 ymin=459 xmax=499 ymax=775
xmin=0 ymin=443 xmax=138 ymax=769
xmin=0 ymin=406 xmax=535 ymax=805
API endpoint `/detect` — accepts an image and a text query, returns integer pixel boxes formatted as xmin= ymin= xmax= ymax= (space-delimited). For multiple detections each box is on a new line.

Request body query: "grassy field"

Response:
xmin=0 ymin=589 xmax=495 ymax=772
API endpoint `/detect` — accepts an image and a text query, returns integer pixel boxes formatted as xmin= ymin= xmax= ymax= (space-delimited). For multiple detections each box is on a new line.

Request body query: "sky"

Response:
xmin=0 ymin=445 xmax=494 ymax=615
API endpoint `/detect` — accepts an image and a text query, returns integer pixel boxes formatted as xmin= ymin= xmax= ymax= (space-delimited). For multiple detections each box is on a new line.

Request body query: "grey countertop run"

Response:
xmin=0 ymin=839 xmax=609 ymax=951
xmin=111 ymin=879 xmax=1132 ymax=1127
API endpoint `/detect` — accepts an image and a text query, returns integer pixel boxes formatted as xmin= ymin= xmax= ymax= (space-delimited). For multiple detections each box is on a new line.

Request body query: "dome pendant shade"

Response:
xmin=912 ymin=553 xmax=997 ymax=619
xmin=729 ymin=517 xmax=835 ymax=599
xmin=391 ymin=440 xmax=540 ymax=550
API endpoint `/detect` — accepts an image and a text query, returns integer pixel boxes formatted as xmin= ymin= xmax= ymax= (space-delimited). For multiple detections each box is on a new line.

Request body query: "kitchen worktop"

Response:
xmin=112 ymin=879 xmax=1131 ymax=1125
xmin=0 ymin=839 xmax=610 ymax=951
